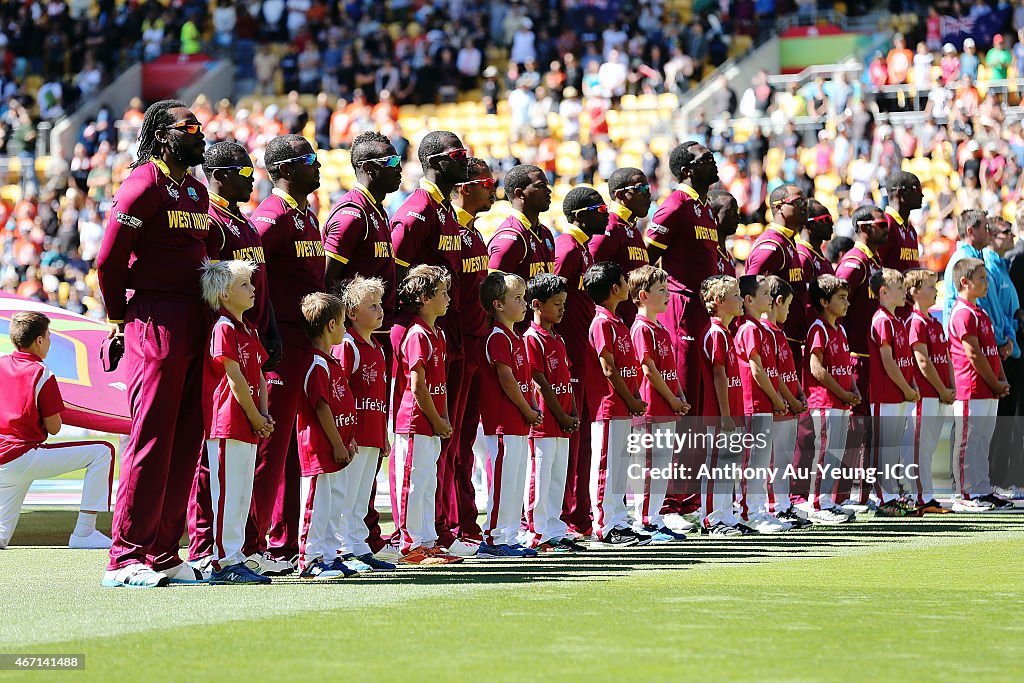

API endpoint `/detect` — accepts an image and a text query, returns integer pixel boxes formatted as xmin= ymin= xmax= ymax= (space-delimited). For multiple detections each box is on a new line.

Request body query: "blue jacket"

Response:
xmin=983 ymin=247 xmax=1021 ymax=358
xmin=942 ymin=242 xmax=1005 ymax=346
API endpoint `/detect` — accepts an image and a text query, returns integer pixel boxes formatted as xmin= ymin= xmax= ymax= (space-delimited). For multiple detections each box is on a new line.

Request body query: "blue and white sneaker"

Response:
xmin=210 ymin=562 xmax=271 ymax=585
xmin=163 ymin=561 xmax=210 ymax=584
xmin=507 ymin=543 xmax=539 ymax=557
xmin=326 ymin=558 xmax=360 ymax=577
xmin=301 ymin=560 xmax=348 ymax=580
xmin=644 ymin=525 xmax=687 ymax=542
xmin=356 ymin=553 xmax=397 ymax=571
xmin=340 ymin=554 xmax=373 ymax=573
xmin=477 ymin=543 xmax=536 ymax=558
xmin=101 ymin=563 xmax=169 ymax=588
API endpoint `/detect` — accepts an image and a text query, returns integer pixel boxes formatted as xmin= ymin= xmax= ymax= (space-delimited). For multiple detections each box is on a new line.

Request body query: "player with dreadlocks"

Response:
xmin=98 ymin=99 xmax=213 ymax=588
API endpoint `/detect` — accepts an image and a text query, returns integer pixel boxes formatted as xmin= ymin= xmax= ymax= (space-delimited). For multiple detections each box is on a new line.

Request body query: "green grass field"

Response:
xmin=2 ymin=508 xmax=1022 ymax=681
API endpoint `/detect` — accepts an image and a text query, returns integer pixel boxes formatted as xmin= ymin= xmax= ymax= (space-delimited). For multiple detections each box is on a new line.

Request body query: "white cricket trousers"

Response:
xmin=808 ymin=408 xmax=851 ymax=510
xmin=391 ymin=433 xmax=441 ymax=553
xmin=325 ymin=447 xmax=381 ymax=557
xmin=900 ymin=397 xmax=951 ymax=504
xmin=0 ymin=440 xmax=113 ymax=548
xmin=769 ymin=417 xmax=797 ymax=514
xmin=740 ymin=414 xmax=773 ymax=520
xmin=207 ymin=438 xmax=257 ymax=569
xmin=524 ymin=436 xmax=569 ymax=546
xmin=952 ymin=399 xmax=998 ymax=498
xmin=483 ymin=434 xmax=529 ymax=546
xmin=700 ymin=427 xmax=743 ymax=527
xmin=631 ymin=420 xmax=675 ymax=528
xmin=871 ymin=402 xmax=910 ymax=503
xmin=590 ymin=419 xmax=632 ymax=539
xmin=298 ymin=470 xmax=346 ymax=570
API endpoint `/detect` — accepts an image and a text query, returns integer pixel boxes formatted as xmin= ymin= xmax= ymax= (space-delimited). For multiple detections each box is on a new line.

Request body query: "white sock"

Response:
xmin=73 ymin=512 xmax=96 ymax=537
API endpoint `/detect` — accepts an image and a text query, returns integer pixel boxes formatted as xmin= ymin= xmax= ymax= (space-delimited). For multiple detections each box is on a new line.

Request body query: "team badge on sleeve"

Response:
xmin=187 ymin=187 xmax=199 ymax=202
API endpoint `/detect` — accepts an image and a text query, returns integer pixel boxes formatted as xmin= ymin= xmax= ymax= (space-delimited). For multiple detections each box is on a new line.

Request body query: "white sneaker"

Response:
xmin=809 ymin=507 xmax=850 ymax=525
xmin=188 ymin=555 xmax=214 ymax=573
xmin=373 ymin=545 xmax=404 ymax=562
xmin=1011 ymin=486 xmax=1024 ymax=501
xmin=747 ymin=513 xmax=788 ymax=534
xmin=446 ymin=539 xmax=479 ymax=557
xmin=951 ymin=497 xmax=995 ymax=512
xmin=662 ymin=513 xmax=698 ymax=533
xmin=163 ymin=561 xmax=210 ymax=584
xmin=244 ymin=552 xmax=295 ymax=576
xmin=101 ymin=563 xmax=169 ymax=588
xmin=68 ymin=530 xmax=113 ymax=549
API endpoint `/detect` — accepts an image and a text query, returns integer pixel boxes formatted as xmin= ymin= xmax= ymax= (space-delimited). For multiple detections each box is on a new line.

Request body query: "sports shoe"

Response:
xmin=446 ymin=539 xmax=480 ymax=557
xmin=68 ymin=530 xmax=113 ymax=549
xmin=916 ymin=499 xmax=951 ymax=514
xmin=556 ymin=537 xmax=588 ymax=552
xmin=876 ymin=500 xmax=922 ymax=517
xmin=101 ymin=563 xmax=169 ymax=589
xmin=325 ymin=558 xmax=360 ymax=577
xmin=163 ymin=561 xmax=210 ymax=584
xmin=356 ymin=553 xmax=397 ymax=571
xmin=374 ymin=544 xmax=404 ymax=562
xmin=424 ymin=546 xmax=465 ymax=563
xmin=339 ymin=554 xmax=373 ymax=572
xmin=644 ymin=524 xmax=687 ymax=542
xmin=621 ymin=527 xmax=653 ymax=546
xmin=300 ymin=561 xmax=347 ymax=580
xmin=1009 ymin=486 xmax=1024 ymax=500
xmin=776 ymin=508 xmax=813 ymax=529
xmin=536 ymin=540 xmax=572 ymax=552
xmin=598 ymin=528 xmax=640 ymax=546
xmin=244 ymin=552 xmax=295 ymax=576
xmin=976 ymin=493 xmax=1015 ymax=510
xmin=476 ymin=542 xmax=514 ymax=558
xmin=210 ymin=562 xmax=271 ymax=585
xmin=662 ymin=513 xmax=698 ymax=533
xmin=399 ymin=546 xmax=452 ymax=565
xmin=188 ymin=555 xmax=215 ymax=573
xmin=951 ymin=496 xmax=995 ymax=512
xmin=809 ymin=507 xmax=850 ymax=525
xmin=745 ymin=514 xmax=788 ymax=533
xmin=733 ymin=522 xmax=760 ymax=535
xmin=701 ymin=521 xmax=742 ymax=536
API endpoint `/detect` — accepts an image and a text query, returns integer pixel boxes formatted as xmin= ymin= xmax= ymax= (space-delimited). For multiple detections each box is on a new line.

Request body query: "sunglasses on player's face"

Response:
xmin=774 ymin=197 xmax=808 ymax=209
xmin=807 ymin=213 xmax=832 ymax=223
xmin=424 ymin=147 xmax=469 ymax=162
xmin=457 ymin=177 xmax=497 ymax=189
xmin=572 ymin=203 xmax=609 ymax=216
xmin=273 ymin=152 xmax=318 ymax=168
xmin=857 ymin=219 xmax=887 ymax=227
xmin=208 ymin=165 xmax=255 ymax=178
xmin=364 ymin=154 xmax=402 ymax=168
xmin=621 ymin=182 xmax=651 ymax=195
xmin=164 ymin=121 xmax=202 ymax=135
xmin=689 ymin=153 xmax=715 ymax=166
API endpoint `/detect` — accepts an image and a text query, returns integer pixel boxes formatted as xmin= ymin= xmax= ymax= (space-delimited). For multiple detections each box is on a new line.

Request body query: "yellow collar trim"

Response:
xmin=420 ymin=178 xmax=446 ymax=205
xmin=677 ymin=183 xmax=706 ymax=206
xmin=272 ymin=187 xmax=301 ymax=210
xmin=151 ymin=157 xmax=187 ymax=185
xmin=796 ymin=237 xmax=824 ymax=258
xmin=768 ymin=223 xmax=797 ymax=242
xmin=610 ymin=202 xmax=634 ymax=224
xmin=510 ymin=208 xmax=533 ymax=230
xmin=354 ymin=182 xmax=387 ymax=221
xmin=454 ymin=205 xmax=474 ymax=228
xmin=885 ymin=205 xmax=904 ymax=226
xmin=565 ymin=225 xmax=590 ymax=246
xmin=854 ymin=241 xmax=880 ymax=262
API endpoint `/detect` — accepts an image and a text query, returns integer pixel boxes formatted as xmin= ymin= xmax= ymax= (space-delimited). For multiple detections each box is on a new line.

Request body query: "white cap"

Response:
xmin=943 ymin=43 xmax=956 ymax=52
xmin=964 ymin=38 xmax=975 ymax=48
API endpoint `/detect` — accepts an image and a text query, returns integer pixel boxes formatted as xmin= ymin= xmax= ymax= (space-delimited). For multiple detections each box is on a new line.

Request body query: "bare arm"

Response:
xmin=962 ymin=335 xmax=1010 ymax=395
xmin=912 ymin=342 xmax=954 ymax=403
xmin=748 ymin=350 xmax=787 ymax=413
xmin=880 ymin=345 xmax=919 ymax=402
xmin=43 ymin=413 xmax=62 ymax=435
xmin=640 ymin=356 xmax=687 ymax=414
xmin=315 ymin=397 xmax=352 ymax=466
xmin=496 ymin=362 xmax=542 ymax=425
xmin=599 ymin=350 xmax=646 ymax=415
xmin=223 ymin=358 xmax=271 ymax=435
xmin=411 ymin=364 xmax=452 ymax=437
xmin=531 ymin=369 xmax=578 ymax=432
xmin=810 ymin=350 xmax=859 ymax=405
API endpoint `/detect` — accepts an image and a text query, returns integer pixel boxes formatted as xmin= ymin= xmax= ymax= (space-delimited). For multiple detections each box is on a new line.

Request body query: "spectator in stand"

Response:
xmin=961 ymin=38 xmax=980 ymax=82
xmin=887 ymin=33 xmax=914 ymax=85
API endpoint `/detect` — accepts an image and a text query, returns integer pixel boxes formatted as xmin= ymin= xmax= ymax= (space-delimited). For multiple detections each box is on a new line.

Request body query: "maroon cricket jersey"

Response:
xmin=869 ymin=307 xmax=915 ymax=404
xmin=881 ymin=206 xmax=921 ymax=272
xmin=803 ymin=318 xmax=854 ymax=409
xmin=589 ymin=304 xmax=641 ymax=420
xmin=322 ymin=184 xmax=396 ymax=329
xmin=335 ymin=330 xmax=388 ymax=450
xmin=208 ymin=193 xmax=269 ymax=331
xmin=0 ymin=351 xmax=64 ymax=465
xmin=949 ymin=298 xmax=1003 ymax=400
xmin=716 ymin=245 xmax=737 ymax=277
xmin=835 ymin=242 xmax=882 ymax=357
xmin=394 ymin=317 xmax=448 ymax=435
xmin=795 ymin=238 xmax=833 ymax=339
xmin=745 ymin=223 xmax=805 ymax=344
xmin=700 ymin=317 xmax=744 ymax=418
xmin=765 ymin=319 xmax=801 ymax=418
xmin=97 ymin=158 xmax=213 ymax=322
xmin=204 ymin=311 xmax=268 ymax=444
xmin=589 ymin=204 xmax=649 ymax=274
xmin=908 ymin=309 xmax=951 ymax=400
xmin=554 ymin=227 xmax=602 ymax=403
xmin=524 ymin=321 xmax=574 ymax=438
xmin=644 ymin=184 xmax=719 ymax=295
xmin=735 ymin=315 xmax=779 ymax=415
xmin=480 ymin=322 xmax=533 ymax=436
xmin=391 ymin=180 xmax=462 ymax=314
xmin=631 ymin=314 xmax=681 ymax=419
xmin=297 ymin=348 xmax=358 ymax=476
xmin=456 ymin=207 xmax=490 ymax=338
xmin=487 ymin=210 xmax=557 ymax=280
xmin=252 ymin=188 xmax=325 ymax=330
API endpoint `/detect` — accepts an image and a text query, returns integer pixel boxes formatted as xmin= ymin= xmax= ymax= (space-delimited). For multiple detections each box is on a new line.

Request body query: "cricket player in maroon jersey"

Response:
xmin=447 ymin=158 xmax=497 ymax=550
xmin=187 ymin=142 xmax=282 ymax=568
xmin=834 ymin=205 xmax=888 ymax=505
xmin=555 ymin=187 xmax=605 ymax=535
xmin=98 ymin=100 xmax=214 ymax=588
xmin=245 ymin=134 xmax=325 ymax=575
xmin=589 ymin=167 xmax=653 ymax=326
xmin=708 ymin=189 xmax=739 ymax=277
xmin=488 ymin=164 xmax=557 ymax=281
xmin=880 ymin=171 xmax=923 ymax=318
xmin=645 ymin=142 xmax=721 ymax=413
xmin=321 ymin=130 xmax=402 ymax=556
xmin=390 ymin=130 xmax=468 ymax=550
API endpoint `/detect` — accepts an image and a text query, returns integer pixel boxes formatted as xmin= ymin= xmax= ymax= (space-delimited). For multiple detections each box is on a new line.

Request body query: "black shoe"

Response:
xmin=977 ymin=493 xmax=1014 ymax=510
xmin=776 ymin=508 xmax=813 ymax=529
xmin=701 ymin=521 xmax=742 ymax=536
xmin=557 ymin=537 xmax=588 ymax=552
xmin=624 ymin=527 xmax=653 ymax=546
xmin=601 ymin=528 xmax=639 ymax=546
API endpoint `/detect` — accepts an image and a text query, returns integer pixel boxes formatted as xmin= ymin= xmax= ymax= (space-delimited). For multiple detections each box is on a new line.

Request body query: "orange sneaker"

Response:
xmin=399 ymin=546 xmax=461 ymax=565
xmin=424 ymin=546 xmax=464 ymax=564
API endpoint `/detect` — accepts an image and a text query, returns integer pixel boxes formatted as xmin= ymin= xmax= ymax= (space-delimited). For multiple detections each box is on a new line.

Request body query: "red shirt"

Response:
xmin=700 ymin=317 xmax=744 ymax=418
xmin=908 ymin=309 xmax=951 ymax=400
xmin=457 ymin=209 xmax=490 ymax=338
xmin=524 ymin=321 xmax=574 ymax=438
xmin=589 ymin=304 xmax=641 ymax=420
xmin=322 ymin=185 xmax=396 ymax=330
xmin=765 ymin=319 xmax=801 ymax=418
xmin=735 ymin=315 xmax=778 ymax=415
xmin=335 ymin=330 xmax=388 ymax=450
xmin=869 ymin=307 xmax=915 ymax=404
xmin=252 ymin=188 xmax=325 ymax=330
xmin=97 ymin=159 xmax=213 ymax=322
xmin=835 ymin=242 xmax=882 ymax=356
xmin=297 ymin=349 xmax=358 ymax=475
xmin=204 ymin=311 xmax=267 ymax=444
xmin=948 ymin=298 xmax=1002 ymax=400
xmin=631 ymin=314 xmax=680 ymax=419
xmin=394 ymin=317 xmax=447 ymax=434
xmin=803 ymin=318 xmax=854 ymax=409
xmin=0 ymin=351 xmax=64 ymax=465
xmin=480 ymin=322 xmax=533 ymax=436
xmin=746 ymin=223 xmax=805 ymax=343
xmin=208 ymin=195 xmax=269 ymax=332
xmin=590 ymin=205 xmax=648 ymax=324
xmin=645 ymin=184 xmax=719 ymax=295
xmin=487 ymin=210 xmax=556 ymax=280
xmin=880 ymin=206 xmax=920 ymax=272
